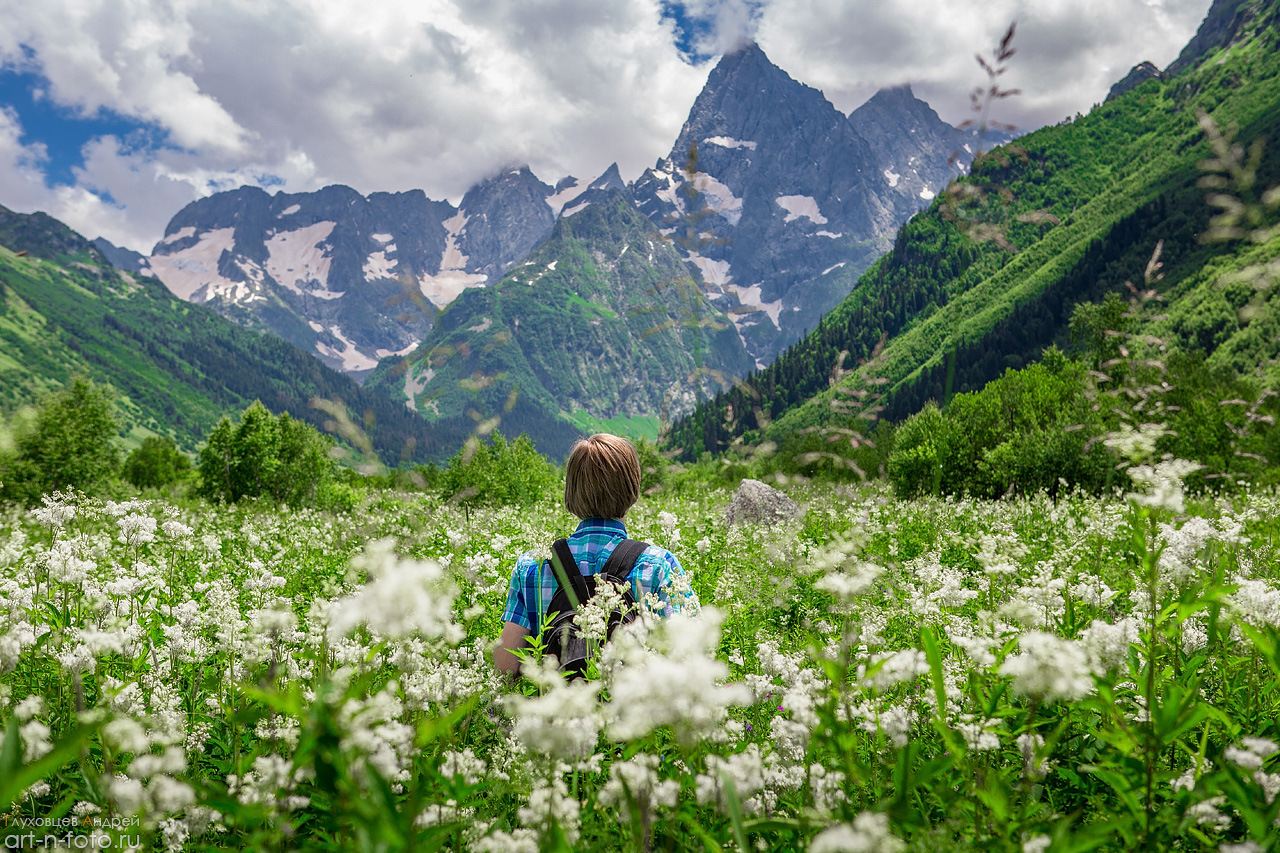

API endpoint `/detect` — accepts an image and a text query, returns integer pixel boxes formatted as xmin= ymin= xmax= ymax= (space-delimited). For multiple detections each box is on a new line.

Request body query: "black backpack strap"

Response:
xmin=600 ymin=539 xmax=649 ymax=585
xmin=549 ymin=539 xmax=585 ymax=608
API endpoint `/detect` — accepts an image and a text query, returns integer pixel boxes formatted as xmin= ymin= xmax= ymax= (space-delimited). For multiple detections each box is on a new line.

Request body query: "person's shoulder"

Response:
xmin=512 ymin=551 xmax=542 ymax=576
xmin=636 ymin=542 xmax=679 ymax=567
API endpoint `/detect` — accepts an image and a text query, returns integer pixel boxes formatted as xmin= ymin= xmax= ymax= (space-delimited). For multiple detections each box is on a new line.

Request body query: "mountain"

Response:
xmin=92 ymin=237 xmax=151 ymax=274
xmin=0 ymin=205 xmax=453 ymax=464
xmin=134 ymin=40 xmax=992 ymax=458
xmin=145 ymin=166 xmax=587 ymax=380
xmin=629 ymin=43 xmax=977 ymax=368
xmin=666 ymin=0 xmax=1280 ymax=460
xmin=364 ymin=190 xmax=754 ymax=457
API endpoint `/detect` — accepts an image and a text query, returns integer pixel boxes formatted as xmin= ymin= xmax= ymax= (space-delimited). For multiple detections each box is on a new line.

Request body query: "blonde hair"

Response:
xmin=564 ymin=434 xmax=641 ymax=520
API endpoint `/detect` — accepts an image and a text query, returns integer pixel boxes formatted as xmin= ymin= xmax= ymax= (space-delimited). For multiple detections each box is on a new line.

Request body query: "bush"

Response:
xmin=886 ymin=401 xmax=949 ymax=498
xmin=122 ymin=436 xmax=192 ymax=490
xmin=0 ymin=376 xmax=120 ymax=503
xmin=439 ymin=431 xmax=557 ymax=508
xmin=197 ymin=401 xmax=336 ymax=507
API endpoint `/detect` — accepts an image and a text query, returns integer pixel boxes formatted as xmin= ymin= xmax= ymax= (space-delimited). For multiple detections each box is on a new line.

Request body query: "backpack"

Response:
xmin=543 ymin=537 xmax=648 ymax=678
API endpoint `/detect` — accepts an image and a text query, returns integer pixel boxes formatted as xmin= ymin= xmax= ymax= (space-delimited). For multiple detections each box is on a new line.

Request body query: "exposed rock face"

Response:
xmin=1107 ymin=61 xmax=1163 ymax=101
xmin=366 ymin=190 xmax=753 ymax=447
xmin=631 ymin=43 xmax=976 ymax=369
xmin=724 ymin=478 xmax=802 ymax=527
xmin=1165 ymin=0 xmax=1254 ymax=76
xmin=145 ymin=169 xmax=569 ymax=380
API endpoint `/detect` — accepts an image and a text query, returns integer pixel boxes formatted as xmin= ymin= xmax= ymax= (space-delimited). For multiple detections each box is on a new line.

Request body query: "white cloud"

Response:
xmin=0 ymin=0 xmax=1213 ymax=251
xmin=757 ymin=0 xmax=1211 ymax=129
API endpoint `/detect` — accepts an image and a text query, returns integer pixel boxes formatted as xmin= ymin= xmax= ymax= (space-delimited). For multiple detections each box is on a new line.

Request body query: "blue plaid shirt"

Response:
xmin=500 ymin=518 xmax=693 ymax=633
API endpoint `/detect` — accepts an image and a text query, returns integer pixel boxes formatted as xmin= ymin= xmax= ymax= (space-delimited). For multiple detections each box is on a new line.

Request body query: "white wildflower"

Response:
xmin=1125 ymin=458 xmax=1203 ymax=514
xmin=603 ymin=608 xmax=751 ymax=746
xmin=328 ymin=539 xmax=461 ymax=643
xmin=117 ymin=513 xmax=158 ymax=546
xmin=809 ymin=811 xmax=906 ymax=853
xmin=1000 ymin=632 xmax=1093 ymax=701
xmin=597 ymin=753 xmax=680 ymax=821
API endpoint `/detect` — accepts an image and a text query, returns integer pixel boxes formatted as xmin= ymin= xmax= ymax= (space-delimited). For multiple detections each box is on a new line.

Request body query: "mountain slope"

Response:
xmin=145 ymin=167 xmax=571 ymax=380
xmin=667 ymin=0 xmax=1280 ymax=459
xmin=0 ymin=205 xmax=454 ymax=464
xmin=364 ymin=191 xmax=754 ymax=457
xmin=631 ymin=43 xmax=975 ymax=367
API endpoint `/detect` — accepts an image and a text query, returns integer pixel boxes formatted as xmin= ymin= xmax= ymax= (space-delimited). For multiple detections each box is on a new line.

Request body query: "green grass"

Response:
xmin=560 ymin=408 xmax=662 ymax=441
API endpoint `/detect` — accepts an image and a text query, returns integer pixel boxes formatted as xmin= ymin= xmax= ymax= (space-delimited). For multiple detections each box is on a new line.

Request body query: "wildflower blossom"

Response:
xmin=1125 ymin=458 xmax=1203 ymax=514
xmin=1000 ymin=632 xmax=1093 ymax=701
xmin=604 ymin=608 xmax=751 ymax=746
xmin=809 ymin=811 xmax=906 ymax=853
xmin=328 ymin=539 xmax=461 ymax=643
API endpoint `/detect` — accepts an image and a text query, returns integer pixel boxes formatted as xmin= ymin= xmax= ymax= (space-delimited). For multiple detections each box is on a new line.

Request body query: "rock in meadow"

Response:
xmin=724 ymin=478 xmax=802 ymax=527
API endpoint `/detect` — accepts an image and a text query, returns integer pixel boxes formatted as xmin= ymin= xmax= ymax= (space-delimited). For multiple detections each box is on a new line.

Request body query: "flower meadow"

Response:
xmin=1 ymin=465 xmax=1279 ymax=852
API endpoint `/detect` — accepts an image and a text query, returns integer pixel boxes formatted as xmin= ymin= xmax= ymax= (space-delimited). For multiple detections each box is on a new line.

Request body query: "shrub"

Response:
xmin=122 ymin=436 xmax=192 ymax=491
xmin=886 ymin=401 xmax=949 ymax=498
xmin=197 ymin=401 xmax=336 ymax=507
xmin=439 ymin=431 xmax=557 ymax=508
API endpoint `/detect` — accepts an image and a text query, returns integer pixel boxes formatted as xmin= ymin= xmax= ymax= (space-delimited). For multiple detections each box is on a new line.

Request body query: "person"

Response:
xmin=493 ymin=433 xmax=694 ymax=677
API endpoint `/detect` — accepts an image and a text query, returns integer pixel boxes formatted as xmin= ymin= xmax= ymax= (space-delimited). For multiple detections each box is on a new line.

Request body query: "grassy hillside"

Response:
xmin=0 ymin=207 xmax=452 ymax=464
xmin=667 ymin=5 xmax=1280 ymax=459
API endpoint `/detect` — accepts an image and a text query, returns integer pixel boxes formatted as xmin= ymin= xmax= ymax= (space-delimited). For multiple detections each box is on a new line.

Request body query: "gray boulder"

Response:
xmin=725 ymin=478 xmax=802 ymax=527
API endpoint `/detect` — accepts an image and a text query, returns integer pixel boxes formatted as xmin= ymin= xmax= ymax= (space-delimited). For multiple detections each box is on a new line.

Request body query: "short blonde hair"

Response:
xmin=564 ymin=434 xmax=641 ymax=520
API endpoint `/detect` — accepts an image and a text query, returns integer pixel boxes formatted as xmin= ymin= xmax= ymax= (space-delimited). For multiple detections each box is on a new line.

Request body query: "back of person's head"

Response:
xmin=564 ymin=434 xmax=641 ymax=519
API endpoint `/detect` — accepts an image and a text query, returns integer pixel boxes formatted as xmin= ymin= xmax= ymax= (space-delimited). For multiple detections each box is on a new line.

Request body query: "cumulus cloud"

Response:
xmin=674 ymin=0 xmax=766 ymax=57
xmin=0 ymin=0 xmax=1211 ymax=251
xmin=758 ymin=0 xmax=1211 ymax=130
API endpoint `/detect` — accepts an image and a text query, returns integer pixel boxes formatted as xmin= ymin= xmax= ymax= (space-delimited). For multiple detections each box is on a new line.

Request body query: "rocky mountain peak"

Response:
xmin=1107 ymin=61 xmax=1163 ymax=101
xmin=670 ymin=39 xmax=842 ymax=162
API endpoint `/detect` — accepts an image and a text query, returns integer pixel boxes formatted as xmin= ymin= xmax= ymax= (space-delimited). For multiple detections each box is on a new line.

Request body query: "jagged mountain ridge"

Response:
xmin=666 ymin=0 xmax=1280 ymax=460
xmin=144 ymin=165 xmax=599 ymax=379
xmin=629 ymin=43 xmax=979 ymax=368
xmin=139 ymin=42 xmax=978 ymax=383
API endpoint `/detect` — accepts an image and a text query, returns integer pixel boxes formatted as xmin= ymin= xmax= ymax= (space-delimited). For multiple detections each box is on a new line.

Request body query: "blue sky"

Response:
xmin=0 ymin=0 xmax=1212 ymax=251
xmin=0 ymin=66 xmax=173 ymax=210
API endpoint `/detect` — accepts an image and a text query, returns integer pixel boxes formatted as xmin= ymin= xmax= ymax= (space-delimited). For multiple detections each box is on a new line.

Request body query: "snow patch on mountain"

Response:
xmin=546 ymin=179 xmax=583 ymax=216
xmin=265 ymin=222 xmax=337 ymax=298
xmin=704 ymin=136 xmax=757 ymax=150
xmin=726 ymin=283 xmax=783 ymax=330
xmin=161 ymin=226 xmax=196 ymax=245
xmin=363 ymin=250 xmax=398 ymax=281
xmin=149 ymin=227 xmax=237 ymax=300
xmin=815 ymin=231 xmax=843 ymax=238
xmin=883 ymin=168 xmax=900 ymax=187
xmin=417 ymin=270 xmax=486 ymax=308
xmin=315 ymin=326 xmax=379 ymax=372
xmin=404 ymin=365 xmax=434 ymax=411
xmin=689 ymin=254 xmax=732 ymax=289
xmin=279 ymin=204 xmax=301 ymax=217
xmin=376 ymin=341 xmax=418 ymax=358
xmin=561 ymin=201 xmax=590 ymax=218
xmin=439 ymin=210 xmax=470 ymax=271
xmin=822 ymin=262 xmax=847 ymax=275
xmin=775 ymin=195 xmax=828 ymax=225
xmin=919 ymin=187 xmax=935 ymax=200
xmin=692 ymin=173 xmax=742 ymax=225
xmin=371 ymin=233 xmax=394 ymax=243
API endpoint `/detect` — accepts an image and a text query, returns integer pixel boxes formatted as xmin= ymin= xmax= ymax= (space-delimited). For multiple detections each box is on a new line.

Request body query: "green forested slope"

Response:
xmin=0 ymin=207 xmax=451 ymax=464
xmin=365 ymin=192 xmax=753 ymax=459
xmin=667 ymin=4 xmax=1280 ymax=459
